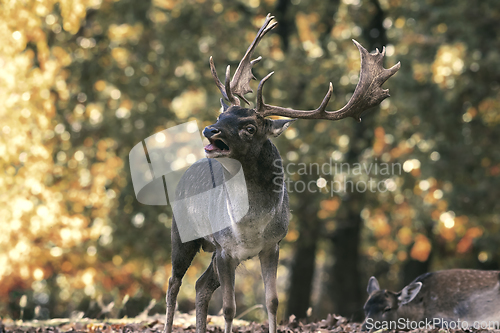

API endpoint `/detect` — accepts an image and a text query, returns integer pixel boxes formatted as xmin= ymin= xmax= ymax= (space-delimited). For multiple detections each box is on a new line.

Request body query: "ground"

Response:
xmin=1 ymin=313 xmax=494 ymax=333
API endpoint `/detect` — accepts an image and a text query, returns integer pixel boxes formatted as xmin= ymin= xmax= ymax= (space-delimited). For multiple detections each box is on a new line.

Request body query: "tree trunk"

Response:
xmin=286 ymin=200 xmax=320 ymax=319
xmin=281 ymin=0 xmax=341 ymax=320
xmin=330 ymin=214 xmax=363 ymax=320
xmin=330 ymin=0 xmax=388 ymax=321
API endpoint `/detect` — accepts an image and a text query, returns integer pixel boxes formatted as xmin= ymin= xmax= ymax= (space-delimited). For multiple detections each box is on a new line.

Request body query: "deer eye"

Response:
xmin=383 ymin=307 xmax=391 ymax=313
xmin=245 ymin=125 xmax=256 ymax=134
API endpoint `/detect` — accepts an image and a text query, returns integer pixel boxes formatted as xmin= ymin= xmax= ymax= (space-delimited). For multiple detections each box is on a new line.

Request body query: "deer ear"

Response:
xmin=268 ymin=119 xmax=296 ymax=137
xmin=367 ymin=276 xmax=380 ymax=294
xmin=397 ymin=282 xmax=422 ymax=305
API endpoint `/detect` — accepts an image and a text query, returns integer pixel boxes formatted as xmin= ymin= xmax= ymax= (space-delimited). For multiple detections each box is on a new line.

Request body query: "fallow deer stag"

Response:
xmin=164 ymin=14 xmax=400 ymax=333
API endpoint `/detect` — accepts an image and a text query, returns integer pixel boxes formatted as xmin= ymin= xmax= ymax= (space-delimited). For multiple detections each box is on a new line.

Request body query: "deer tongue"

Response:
xmin=204 ymin=143 xmax=217 ymax=151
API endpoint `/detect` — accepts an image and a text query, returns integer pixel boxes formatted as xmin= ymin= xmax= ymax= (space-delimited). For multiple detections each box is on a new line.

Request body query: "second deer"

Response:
xmin=363 ymin=269 xmax=500 ymax=331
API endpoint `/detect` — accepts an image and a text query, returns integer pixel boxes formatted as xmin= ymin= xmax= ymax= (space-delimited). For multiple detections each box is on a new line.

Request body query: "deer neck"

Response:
xmin=240 ymin=139 xmax=282 ymax=188
xmin=397 ymin=303 xmax=425 ymax=322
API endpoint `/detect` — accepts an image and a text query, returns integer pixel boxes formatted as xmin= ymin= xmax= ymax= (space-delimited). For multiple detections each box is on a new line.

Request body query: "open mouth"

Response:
xmin=205 ymin=138 xmax=230 ymax=155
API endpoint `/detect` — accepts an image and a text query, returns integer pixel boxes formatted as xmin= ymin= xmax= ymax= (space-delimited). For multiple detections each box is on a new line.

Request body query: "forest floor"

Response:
xmin=1 ymin=313 xmax=494 ymax=333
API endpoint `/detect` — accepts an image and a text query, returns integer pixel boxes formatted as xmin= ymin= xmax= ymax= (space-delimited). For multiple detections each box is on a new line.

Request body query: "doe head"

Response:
xmin=361 ymin=276 xmax=422 ymax=331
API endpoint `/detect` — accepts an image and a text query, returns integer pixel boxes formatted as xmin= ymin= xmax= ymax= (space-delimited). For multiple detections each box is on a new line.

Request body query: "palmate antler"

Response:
xmin=210 ymin=14 xmax=401 ymax=121
xmin=256 ymin=41 xmax=401 ymax=122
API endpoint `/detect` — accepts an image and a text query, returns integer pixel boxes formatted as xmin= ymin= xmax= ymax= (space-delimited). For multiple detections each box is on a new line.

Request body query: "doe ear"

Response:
xmin=367 ymin=276 xmax=380 ymax=294
xmin=397 ymin=282 xmax=422 ymax=305
xmin=268 ymin=118 xmax=296 ymax=137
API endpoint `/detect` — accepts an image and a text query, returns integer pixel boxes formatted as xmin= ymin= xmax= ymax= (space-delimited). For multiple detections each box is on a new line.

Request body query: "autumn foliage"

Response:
xmin=1 ymin=0 xmax=499 ymax=322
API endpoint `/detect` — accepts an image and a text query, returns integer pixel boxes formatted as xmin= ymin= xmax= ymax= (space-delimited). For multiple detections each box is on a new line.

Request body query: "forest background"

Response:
xmin=1 ymin=0 xmax=499 ymax=324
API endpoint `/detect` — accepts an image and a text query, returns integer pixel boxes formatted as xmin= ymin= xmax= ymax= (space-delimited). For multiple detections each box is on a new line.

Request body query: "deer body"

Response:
xmin=202 ymin=118 xmax=290 ymax=262
xmin=363 ymin=269 xmax=500 ymax=331
xmin=204 ymin=151 xmax=289 ymax=263
xmin=163 ymin=14 xmax=399 ymax=333
xmin=165 ymin=107 xmax=291 ymax=333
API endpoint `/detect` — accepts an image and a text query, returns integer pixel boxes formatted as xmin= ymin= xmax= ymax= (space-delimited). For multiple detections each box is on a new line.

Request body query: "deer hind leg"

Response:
xmin=215 ymin=251 xmax=238 ymax=333
xmin=195 ymin=254 xmax=220 ymax=333
xmin=259 ymin=244 xmax=280 ymax=333
xmin=164 ymin=219 xmax=200 ymax=333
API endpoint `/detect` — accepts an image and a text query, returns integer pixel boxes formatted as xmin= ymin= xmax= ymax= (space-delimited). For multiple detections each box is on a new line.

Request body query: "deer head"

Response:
xmin=362 ymin=276 xmax=422 ymax=330
xmin=204 ymin=14 xmax=401 ymax=162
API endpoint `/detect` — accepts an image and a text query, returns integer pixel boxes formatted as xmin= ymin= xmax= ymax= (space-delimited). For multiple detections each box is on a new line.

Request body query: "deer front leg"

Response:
xmin=216 ymin=250 xmax=238 ymax=333
xmin=259 ymin=244 xmax=280 ymax=333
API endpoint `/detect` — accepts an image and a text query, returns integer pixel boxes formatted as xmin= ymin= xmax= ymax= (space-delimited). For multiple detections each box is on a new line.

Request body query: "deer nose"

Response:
xmin=203 ymin=126 xmax=220 ymax=138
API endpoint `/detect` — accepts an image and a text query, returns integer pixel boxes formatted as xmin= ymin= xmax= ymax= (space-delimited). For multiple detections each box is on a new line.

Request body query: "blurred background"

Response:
xmin=1 ymin=0 xmax=499 ymax=324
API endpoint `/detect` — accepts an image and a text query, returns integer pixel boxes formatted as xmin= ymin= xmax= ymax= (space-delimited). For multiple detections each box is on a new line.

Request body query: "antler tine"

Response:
xmin=210 ymin=56 xmax=228 ymax=101
xmin=255 ymin=40 xmax=401 ymax=122
xmin=255 ymin=71 xmax=274 ymax=113
xmin=256 ymin=71 xmax=334 ymax=117
xmin=225 ymin=65 xmax=239 ymax=106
